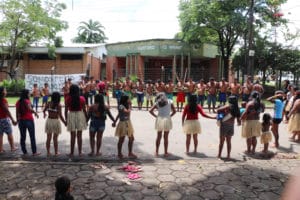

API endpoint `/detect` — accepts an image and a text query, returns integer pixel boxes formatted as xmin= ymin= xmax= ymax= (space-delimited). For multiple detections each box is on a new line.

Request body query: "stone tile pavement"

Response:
xmin=0 ymin=158 xmax=300 ymax=200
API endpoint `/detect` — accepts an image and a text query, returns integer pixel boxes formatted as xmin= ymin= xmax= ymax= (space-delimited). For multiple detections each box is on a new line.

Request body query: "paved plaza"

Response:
xmin=0 ymin=102 xmax=300 ymax=199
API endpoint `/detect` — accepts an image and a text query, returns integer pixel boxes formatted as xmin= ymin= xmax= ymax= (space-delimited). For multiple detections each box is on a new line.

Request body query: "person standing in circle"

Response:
xmin=112 ymin=95 xmax=136 ymax=159
xmin=0 ymin=87 xmax=18 ymax=153
xmin=182 ymin=94 xmax=215 ymax=154
xmin=241 ymin=91 xmax=265 ymax=154
xmin=65 ymin=84 xmax=87 ymax=157
xmin=43 ymin=92 xmax=66 ymax=156
xmin=87 ymin=94 xmax=115 ymax=156
xmin=149 ymin=92 xmax=176 ymax=157
xmin=16 ymin=89 xmax=40 ymax=156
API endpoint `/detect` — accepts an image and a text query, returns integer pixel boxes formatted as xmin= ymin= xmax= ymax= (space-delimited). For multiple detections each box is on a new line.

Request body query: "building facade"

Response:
xmin=105 ymin=39 xmax=221 ymax=82
xmin=0 ymin=44 xmax=106 ymax=81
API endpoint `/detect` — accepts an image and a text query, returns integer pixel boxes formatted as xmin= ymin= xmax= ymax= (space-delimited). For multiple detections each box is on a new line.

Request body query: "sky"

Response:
xmin=58 ymin=0 xmax=300 ymax=46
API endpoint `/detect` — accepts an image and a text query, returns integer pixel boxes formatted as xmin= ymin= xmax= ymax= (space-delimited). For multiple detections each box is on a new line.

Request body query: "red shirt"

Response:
xmin=16 ymin=99 xmax=34 ymax=120
xmin=66 ymin=96 xmax=85 ymax=111
xmin=183 ymin=105 xmax=206 ymax=120
xmin=0 ymin=98 xmax=9 ymax=119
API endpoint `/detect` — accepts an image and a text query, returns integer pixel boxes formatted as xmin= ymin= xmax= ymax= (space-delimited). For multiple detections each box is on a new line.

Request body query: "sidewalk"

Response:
xmin=1 ymin=158 xmax=299 ymax=200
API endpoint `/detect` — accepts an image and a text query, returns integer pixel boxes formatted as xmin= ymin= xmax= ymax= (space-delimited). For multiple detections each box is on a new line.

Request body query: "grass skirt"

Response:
xmin=45 ymin=118 xmax=61 ymax=134
xmin=241 ymin=120 xmax=261 ymax=139
xmin=260 ymin=131 xmax=272 ymax=144
xmin=287 ymin=113 xmax=300 ymax=132
xmin=183 ymin=120 xmax=201 ymax=134
xmin=67 ymin=111 xmax=87 ymax=132
xmin=115 ymin=120 xmax=134 ymax=137
xmin=155 ymin=116 xmax=172 ymax=132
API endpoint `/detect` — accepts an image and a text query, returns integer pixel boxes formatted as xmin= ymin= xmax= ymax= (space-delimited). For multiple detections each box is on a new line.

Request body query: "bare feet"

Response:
xmin=33 ymin=152 xmax=41 ymax=156
xmin=96 ymin=152 xmax=102 ymax=156
xmin=67 ymin=153 xmax=74 ymax=157
xmin=128 ymin=153 xmax=137 ymax=159
xmin=164 ymin=153 xmax=170 ymax=157
xmin=88 ymin=152 xmax=94 ymax=157
xmin=55 ymin=152 xmax=60 ymax=156
xmin=79 ymin=152 xmax=84 ymax=157
xmin=47 ymin=152 xmax=52 ymax=157
xmin=272 ymin=143 xmax=279 ymax=148
xmin=244 ymin=150 xmax=251 ymax=155
xmin=154 ymin=152 xmax=159 ymax=157
xmin=118 ymin=154 xmax=124 ymax=159
xmin=11 ymin=147 xmax=18 ymax=152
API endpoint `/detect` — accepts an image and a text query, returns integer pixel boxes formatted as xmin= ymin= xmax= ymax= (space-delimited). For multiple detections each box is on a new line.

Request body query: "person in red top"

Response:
xmin=65 ymin=84 xmax=87 ymax=157
xmin=0 ymin=87 xmax=18 ymax=153
xmin=16 ymin=89 xmax=40 ymax=156
xmin=182 ymin=94 xmax=215 ymax=154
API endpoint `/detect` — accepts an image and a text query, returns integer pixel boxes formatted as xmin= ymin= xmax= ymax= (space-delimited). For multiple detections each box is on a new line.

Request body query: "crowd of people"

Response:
xmin=0 ymin=75 xmax=299 ymax=160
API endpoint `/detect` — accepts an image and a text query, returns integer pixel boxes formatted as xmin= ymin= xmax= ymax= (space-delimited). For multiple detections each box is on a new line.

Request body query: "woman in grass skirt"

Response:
xmin=43 ymin=92 xmax=66 ymax=156
xmin=112 ymin=95 xmax=136 ymax=159
xmin=149 ymin=92 xmax=176 ymax=157
xmin=182 ymin=94 xmax=215 ymax=154
xmin=287 ymin=90 xmax=300 ymax=142
xmin=65 ymin=84 xmax=87 ymax=157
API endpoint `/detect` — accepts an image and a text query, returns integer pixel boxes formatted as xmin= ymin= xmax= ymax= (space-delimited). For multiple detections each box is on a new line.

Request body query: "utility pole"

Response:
xmin=247 ymin=0 xmax=255 ymax=78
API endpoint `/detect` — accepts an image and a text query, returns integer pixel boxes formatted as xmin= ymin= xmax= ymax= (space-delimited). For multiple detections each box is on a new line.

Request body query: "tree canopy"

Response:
xmin=72 ymin=19 xmax=108 ymax=43
xmin=177 ymin=0 xmax=288 ymax=80
xmin=0 ymin=0 xmax=68 ymax=79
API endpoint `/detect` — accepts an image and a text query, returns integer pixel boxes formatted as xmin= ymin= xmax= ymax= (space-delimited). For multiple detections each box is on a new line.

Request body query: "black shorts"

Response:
xmin=272 ymin=118 xmax=282 ymax=124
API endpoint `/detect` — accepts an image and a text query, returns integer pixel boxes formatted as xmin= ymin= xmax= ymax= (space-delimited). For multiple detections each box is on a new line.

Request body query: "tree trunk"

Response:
xmin=262 ymin=68 xmax=266 ymax=86
xmin=223 ymin=57 xmax=229 ymax=80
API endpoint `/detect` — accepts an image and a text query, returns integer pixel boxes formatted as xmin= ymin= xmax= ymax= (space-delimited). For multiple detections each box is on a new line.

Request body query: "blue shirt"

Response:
xmin=274 ymin=99 xmax=284 ymax=119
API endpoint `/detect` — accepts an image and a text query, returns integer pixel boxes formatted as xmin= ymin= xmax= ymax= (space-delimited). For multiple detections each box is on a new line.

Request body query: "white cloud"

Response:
xmin=58 ymin=0 xmax=180 ymax=45
xmin=58 ymin=0 xmax=299 ymax=47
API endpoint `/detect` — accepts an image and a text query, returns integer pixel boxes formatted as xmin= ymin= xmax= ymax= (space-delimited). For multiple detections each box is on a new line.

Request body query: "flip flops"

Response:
xmin=127 ymin=173 xmax=142 ymax=180
xmin=120 ymin=165 xmax=142 ymax=172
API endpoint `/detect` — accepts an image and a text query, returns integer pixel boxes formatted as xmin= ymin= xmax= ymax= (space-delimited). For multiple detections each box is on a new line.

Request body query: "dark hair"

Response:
xmin=51 ymin=92 xmax=61 ymax=107
xmin=0 ymin=86 xmax=4 ymax=101
xmin=188 ymin=94 xmax=197 ymax=114
xmin=291 ymin=90 xmax=300 ymax=109
xmin=19 ymin=89 xmax=30 ymax=116
xmin=69 ymin=85 xmax=80 ymax=110
xmin=250 ymin=91 xmax=262 ymax=112
xmin=120 ymin=95 xmax=129 ymax=109
xmin=262 ymin=113 xmax=272 ymax=126
xmin=228 ymin=95 xmax=240 ymax=117
xmin=0 ymin=87 xmax=5 ymax=108
xmin=55 ymin=176 xmax=71 ymax=200
xmin=95 ymin=94 xmax=106 ymax=119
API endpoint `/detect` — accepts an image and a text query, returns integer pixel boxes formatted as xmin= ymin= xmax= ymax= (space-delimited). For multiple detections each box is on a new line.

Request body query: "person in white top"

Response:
xmin=149 ymin=92 xmax=176 ymax=157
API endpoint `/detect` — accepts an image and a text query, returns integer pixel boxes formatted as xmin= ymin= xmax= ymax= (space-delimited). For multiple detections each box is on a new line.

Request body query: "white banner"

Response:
xmin=25 ymin=74 xmax=85 ymax=93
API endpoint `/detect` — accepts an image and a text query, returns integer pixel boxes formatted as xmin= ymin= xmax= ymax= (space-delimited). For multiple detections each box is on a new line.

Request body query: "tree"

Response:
xmin=72 ymin=19 xmax=108 ymax=43
xmin=0 ymin=0 xmax=68 ymax=79
xmin=177 ymin=0 xmax=287 ymax=80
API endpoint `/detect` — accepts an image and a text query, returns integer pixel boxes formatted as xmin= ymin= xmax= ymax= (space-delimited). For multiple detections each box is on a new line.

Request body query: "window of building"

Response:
xmin=61 ymin=54 xmax=83 ymax=60
xmin=29 ymin=54 xmax=53 ymax=60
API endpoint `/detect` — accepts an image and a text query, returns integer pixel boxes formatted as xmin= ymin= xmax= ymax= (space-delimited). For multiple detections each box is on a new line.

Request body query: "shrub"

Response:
xmin=0 ymin=79 xmax=25 ymax=94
